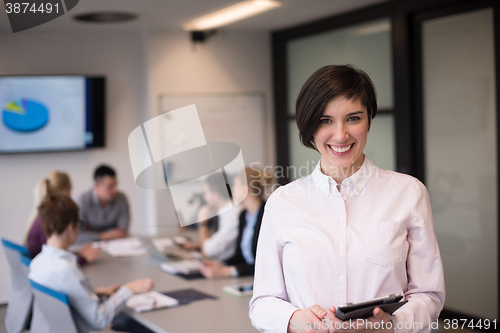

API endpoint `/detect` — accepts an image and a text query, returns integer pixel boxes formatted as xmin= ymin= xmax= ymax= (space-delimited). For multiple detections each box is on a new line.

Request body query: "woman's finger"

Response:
xmin=309 ymin=304 xmax=327 ymax=319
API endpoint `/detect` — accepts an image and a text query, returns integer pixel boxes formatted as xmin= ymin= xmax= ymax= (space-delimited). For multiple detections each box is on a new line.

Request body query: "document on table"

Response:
xmin=151 ymin=237 xmax=174 ymax=253
xmin=160 ymin=259 xmax=201 ymax=275
xmin=126 ymin=291 xmax=179 ymax=313
xmin=98 ymin=237 xmax=148 ymax=257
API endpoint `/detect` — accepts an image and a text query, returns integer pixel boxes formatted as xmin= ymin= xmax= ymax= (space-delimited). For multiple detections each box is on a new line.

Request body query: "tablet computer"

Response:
xmin=335 ymin=294 xmax=407 ymax=320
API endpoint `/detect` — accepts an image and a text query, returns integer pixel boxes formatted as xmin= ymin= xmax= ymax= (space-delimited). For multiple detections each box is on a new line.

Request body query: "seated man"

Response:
xmin=77 ymin=165 xmax=129 ymax=244
xmin=181 ymin=173 xmax=240 ymax=261
xmin=28 ymin=193 xmax=153 ymax=332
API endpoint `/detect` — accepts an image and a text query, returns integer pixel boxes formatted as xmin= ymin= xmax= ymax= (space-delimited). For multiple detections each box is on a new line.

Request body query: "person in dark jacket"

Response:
xmin=199 ymin=166 xmax=272 ymax=278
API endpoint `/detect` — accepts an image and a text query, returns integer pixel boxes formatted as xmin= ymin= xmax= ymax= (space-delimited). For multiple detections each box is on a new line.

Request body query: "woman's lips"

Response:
xmin=328 ymin=143 xmax=354 ymax=155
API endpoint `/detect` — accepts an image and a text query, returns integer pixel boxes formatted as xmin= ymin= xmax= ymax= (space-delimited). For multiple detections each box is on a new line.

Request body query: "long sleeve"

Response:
xmin=115 ymin=193 xmax=130 ymax=231
xmin=249 ymin=194 xmax=298 ymax=333
xmin=29 ymin=246 xmax=134 ymax=331
xmin=392 ymin=179 xmax=446 ymax=333
xmin=202 ymin=205 xmax=239 ymax=261
xmin=225 ymin=253 xmax=255 ymax=277
xmin=77 ymin=228 xmax=101 ymax=243
xmin=68 ymin=275 xmax=133 ymax=332
xmin=225 ymin=204 xmax=264 ymax=277
xmin=77 ymin=192 xmax=101 ymax=243
xmin=27 ymin=216 xmax=46 ymax=258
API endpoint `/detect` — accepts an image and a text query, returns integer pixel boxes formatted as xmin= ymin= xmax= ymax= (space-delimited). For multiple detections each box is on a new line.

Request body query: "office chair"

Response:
xmin=29 ymin=279 xmax=80 ymax=333
xmin=1 ymin=238 xmax=33 ymax=333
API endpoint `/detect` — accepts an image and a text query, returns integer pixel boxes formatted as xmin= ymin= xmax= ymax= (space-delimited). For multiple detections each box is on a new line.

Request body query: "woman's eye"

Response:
xmin=347 ymin=116 xmax=361 ymax=121
xmin=320 ymin=118 xmax=331 ymax=124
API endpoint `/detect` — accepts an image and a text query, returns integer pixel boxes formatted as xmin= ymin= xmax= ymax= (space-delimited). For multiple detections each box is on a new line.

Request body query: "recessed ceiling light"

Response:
xmin=184 ymin=0 xmax=282 ymax=31
xmin=74 ymin=12 xmax=137 ymax=23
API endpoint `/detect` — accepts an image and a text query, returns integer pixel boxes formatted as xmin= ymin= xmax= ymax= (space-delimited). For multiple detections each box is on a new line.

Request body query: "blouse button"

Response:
xmin=339 ymin=277 xmax=344 ymax=282
xmin=342 ymin=196 xmax=347 ymax=201
xmin=340 ymin=245 xmax=344 ymax=250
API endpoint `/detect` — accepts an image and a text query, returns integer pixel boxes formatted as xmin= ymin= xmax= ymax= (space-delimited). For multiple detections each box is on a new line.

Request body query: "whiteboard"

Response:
xmin=160 ymin=93 xmax=267 ymax=167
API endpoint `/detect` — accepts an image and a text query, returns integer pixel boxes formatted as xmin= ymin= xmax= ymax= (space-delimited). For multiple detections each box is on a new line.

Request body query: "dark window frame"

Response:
xmin=272 ymin=0 xmax=500 ymax=323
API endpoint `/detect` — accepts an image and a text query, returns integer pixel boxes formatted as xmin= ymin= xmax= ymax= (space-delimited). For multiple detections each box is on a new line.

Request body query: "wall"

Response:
xmin=147 ymin=30 xmax=274 ymax=230
xmin=0 ymin=30 xmax=152 ymax=303
xmin=0 ymin=29 xmax=274 ymax=303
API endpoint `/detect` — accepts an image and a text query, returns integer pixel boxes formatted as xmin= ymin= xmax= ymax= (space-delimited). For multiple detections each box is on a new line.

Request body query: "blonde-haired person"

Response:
xmin=25 ymin=171 xmax=100 ymax=264
xmin=200 ymin=167 xmax=272 ymax=278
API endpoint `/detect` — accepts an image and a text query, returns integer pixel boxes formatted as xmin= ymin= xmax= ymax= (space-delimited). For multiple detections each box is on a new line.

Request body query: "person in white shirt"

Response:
xmin=199 ymin=166 xmax=271 ymax=278
xmin=181 ymin=173 xmax=240 ymax=261
xmin=249 ymin=65 xmax=445 ymax=333
xmin=29 ymin=193 xmax=154 ymax=332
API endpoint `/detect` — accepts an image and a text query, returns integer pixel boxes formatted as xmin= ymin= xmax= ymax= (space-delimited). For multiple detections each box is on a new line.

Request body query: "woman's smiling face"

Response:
xmin=314 ymin=95 xmax=369 ymax=178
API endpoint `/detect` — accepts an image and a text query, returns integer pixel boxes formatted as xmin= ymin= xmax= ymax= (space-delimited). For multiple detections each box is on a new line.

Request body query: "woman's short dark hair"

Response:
xmin=38 ymin=194 xmax=79 ymax=238
xmin=295 ymin=65 xmax=377 ymax=150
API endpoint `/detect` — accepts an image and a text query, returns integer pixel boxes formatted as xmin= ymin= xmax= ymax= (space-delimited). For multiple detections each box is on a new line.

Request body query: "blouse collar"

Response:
xmin=311 ymin=155 xmax=376 ymax=196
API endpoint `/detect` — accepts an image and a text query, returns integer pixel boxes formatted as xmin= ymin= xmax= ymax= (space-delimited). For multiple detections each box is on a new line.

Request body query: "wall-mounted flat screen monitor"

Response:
xmin=0 ymin=76 xmax=105 ymax=153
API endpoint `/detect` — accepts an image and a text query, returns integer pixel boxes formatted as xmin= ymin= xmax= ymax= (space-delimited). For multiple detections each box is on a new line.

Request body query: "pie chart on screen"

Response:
xmin=2 ymin=99 xmax=49 ymax=132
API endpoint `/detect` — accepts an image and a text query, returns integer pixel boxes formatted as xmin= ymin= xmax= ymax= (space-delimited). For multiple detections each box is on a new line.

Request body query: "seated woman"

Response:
xmin=28 ymin=193 xmax=154 ymax=333
xmin=25 ymin=171 xmax=99 ymax=264
xmin=200 ymin=167 xmax=271 ymax=278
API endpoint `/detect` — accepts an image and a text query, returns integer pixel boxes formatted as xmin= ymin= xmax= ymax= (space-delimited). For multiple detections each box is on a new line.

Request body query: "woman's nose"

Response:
xmin=332 ymin=123 xmax=349 ymax=142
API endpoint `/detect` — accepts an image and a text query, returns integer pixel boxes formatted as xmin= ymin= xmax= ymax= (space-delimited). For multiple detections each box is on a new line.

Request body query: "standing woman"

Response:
xmin=200 ymin=166 xmax=271 ymax=278
xmin=249 ymin=65 xmax=445 ymax=333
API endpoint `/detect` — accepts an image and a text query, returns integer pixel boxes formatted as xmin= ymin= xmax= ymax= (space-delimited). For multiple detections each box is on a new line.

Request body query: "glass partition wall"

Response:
xmin=273 ymin=0 xmax=499 ymax=321
xmin=421 ymin=8 xmax=498 ymax=319
xmin=286 ymin=18 xmax=395 ymax=180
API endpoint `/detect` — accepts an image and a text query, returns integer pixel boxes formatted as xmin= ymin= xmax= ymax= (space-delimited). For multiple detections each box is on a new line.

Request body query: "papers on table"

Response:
xmin=97 ymin=237 xmax=148 ymax=257
xmin=160 ymin=260 xmax=201 ymax=275
xmin=151 ymin=236 xmax=201 ymax=262
xmin=126 ymin=291 xmax=179 ymax=313
xmin=151 ymin=237 xmax=174 ymax=253
xmin=173 ymin=236 xmax=189 ymax=245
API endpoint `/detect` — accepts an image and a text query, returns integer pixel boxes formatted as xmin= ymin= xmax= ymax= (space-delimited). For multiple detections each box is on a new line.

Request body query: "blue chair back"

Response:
xmin=29 ymin=279 xmax=80 ymax=333
xmin=1 ymin=238 xmax=33 ymax=333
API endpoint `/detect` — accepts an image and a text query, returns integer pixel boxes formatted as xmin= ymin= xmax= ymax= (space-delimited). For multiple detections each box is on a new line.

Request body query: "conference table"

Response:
xmin=83 ymin=236 xmax=258 ymax=333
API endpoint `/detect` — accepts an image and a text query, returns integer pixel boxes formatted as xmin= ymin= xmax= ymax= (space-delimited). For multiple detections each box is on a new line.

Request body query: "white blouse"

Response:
xmin=29 ymin=245 xmax=133 ymax=332
xmin=249 ymin=157 xmax=445 ymax=333
xmin=203 ymin=201 xmax=240 ymax=261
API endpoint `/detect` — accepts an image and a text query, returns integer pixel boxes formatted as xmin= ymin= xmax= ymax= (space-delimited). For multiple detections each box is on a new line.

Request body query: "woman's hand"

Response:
xmin=288 ymin=305 xmax=329 ymax=333
xmin=322 ymin=307 xmax=393 ymax=333
xmin=363 ymin=308 xmax=394 ymax=333
xmin=178 ymin=240 xmax=200 ymax=250
xmin=79 ymin=243 xmax=100 ymax=263
xmin=124 ymin=278 xmax=154 ymax=294
xmin=199 ymin=260 xmax=233 ymax=278
xmin=99 ymin=228 xmax=128 ymax=240
xmin=94 ymin=284 xmax=120 ymax=296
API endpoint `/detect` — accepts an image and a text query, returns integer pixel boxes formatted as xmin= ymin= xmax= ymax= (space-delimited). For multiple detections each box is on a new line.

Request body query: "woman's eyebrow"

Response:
xmin=346 ymin=111 xmax=364 ymax=116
